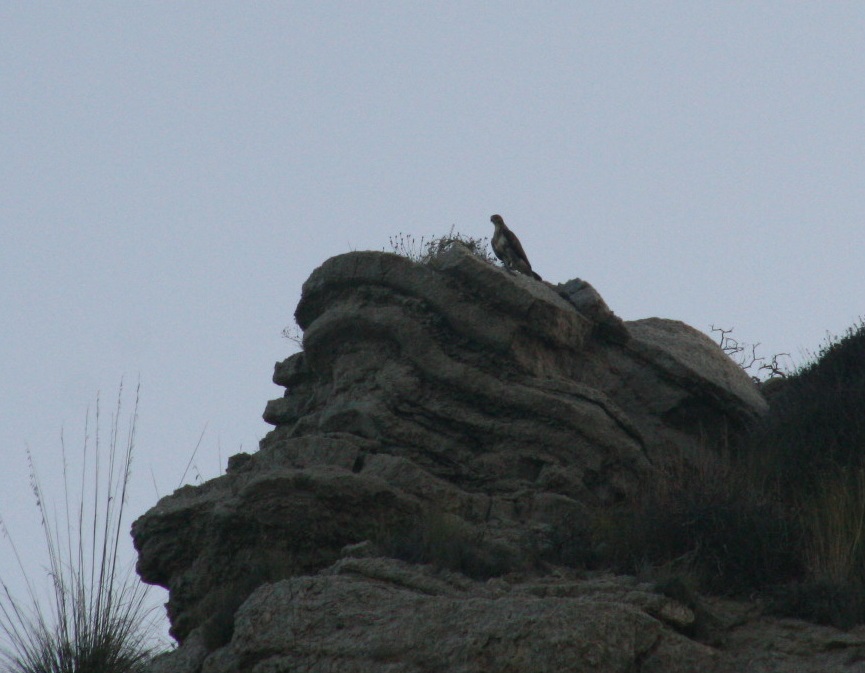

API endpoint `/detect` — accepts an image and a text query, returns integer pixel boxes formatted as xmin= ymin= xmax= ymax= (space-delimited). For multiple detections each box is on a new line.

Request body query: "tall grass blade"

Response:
xmin=0 ymin=382 xmax=162 ymax=673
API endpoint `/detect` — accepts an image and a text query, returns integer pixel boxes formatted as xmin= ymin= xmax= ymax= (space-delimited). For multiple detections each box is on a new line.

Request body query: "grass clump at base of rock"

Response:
xmin=387 ymin=226 xmax=498 ymax=266
xmin=591 ymin=451 xmax=802 ymax=595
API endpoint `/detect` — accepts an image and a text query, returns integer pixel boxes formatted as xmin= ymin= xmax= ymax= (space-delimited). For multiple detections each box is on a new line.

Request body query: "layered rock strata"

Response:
xmin=134 ymin=244 xmax=771 ymax=672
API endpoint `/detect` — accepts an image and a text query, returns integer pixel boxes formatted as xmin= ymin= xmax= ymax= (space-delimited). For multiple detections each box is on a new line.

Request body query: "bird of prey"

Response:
xmin=490 ymin=214 xmax=542 ymax=280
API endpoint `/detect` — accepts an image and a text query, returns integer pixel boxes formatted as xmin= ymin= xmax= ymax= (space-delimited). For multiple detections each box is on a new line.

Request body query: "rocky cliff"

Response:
xmin=133 ymin=245 xmax=865 ymax=672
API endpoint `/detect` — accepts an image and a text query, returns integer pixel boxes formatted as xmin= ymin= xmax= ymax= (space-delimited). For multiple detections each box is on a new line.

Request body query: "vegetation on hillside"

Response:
xmin=593 ymin=319 xmax=865 ymax=628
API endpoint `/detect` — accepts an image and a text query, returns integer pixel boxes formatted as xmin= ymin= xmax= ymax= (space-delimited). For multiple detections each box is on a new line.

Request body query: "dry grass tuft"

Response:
xmin=0 ymin=382 xmax=164 ymax=673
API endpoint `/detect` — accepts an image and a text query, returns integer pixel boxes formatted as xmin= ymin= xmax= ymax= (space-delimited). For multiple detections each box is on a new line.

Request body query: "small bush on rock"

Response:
xmin=387 ymin=226 xmax=498 ymax=266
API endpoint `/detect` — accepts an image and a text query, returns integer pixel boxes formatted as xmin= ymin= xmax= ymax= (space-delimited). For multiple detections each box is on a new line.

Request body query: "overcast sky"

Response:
xmin=2 ymin=3 xmax=864 ymax=642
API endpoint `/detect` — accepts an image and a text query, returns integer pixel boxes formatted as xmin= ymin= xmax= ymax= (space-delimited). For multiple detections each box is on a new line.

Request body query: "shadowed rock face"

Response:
xmin=133 ymin=245 xmax=771 ymax=672
xmin=199 ymin=558 xmax=718 ymax=673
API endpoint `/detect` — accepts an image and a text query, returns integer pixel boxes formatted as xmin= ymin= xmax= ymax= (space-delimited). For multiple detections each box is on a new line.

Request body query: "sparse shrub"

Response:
xmin=711 ymin=325 xmax=792 ymax=381
xmin=281 ymin=323 xmax=303 ymax=348
xmin=749 ymin=319 xmax=865 ymax=493
xmin=0 ymin=383 xmax=163 ymax=673
xmin=387 ymin=226 xmax=498 ymax=266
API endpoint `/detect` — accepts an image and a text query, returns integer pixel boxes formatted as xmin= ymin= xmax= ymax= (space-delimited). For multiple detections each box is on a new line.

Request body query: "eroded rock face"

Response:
xmin=133 ymin=245 xmax=770 ymax=670
xmin=147 ymin=557 xmax=865 ymax=673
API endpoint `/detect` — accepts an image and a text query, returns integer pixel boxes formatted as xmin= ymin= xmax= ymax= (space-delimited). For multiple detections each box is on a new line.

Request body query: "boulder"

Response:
xmin=198 ymin=558 xmax=716 ymax=673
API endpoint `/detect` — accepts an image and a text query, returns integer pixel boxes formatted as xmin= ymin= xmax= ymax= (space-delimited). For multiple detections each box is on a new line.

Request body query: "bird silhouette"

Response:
xmin=490 ymin=214 xmax=542 ymax=280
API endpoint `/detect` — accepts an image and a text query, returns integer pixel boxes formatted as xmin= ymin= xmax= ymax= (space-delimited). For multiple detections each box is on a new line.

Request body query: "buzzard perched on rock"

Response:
xmin=490 ymin=214 xmax=542 ymax=280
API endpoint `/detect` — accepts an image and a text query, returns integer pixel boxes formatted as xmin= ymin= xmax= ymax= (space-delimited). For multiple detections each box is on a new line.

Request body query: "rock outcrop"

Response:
xmin=133 ymin=244 xmax=822 ymax=673
xmin=198 ymin=558 xmax=717 ymax=673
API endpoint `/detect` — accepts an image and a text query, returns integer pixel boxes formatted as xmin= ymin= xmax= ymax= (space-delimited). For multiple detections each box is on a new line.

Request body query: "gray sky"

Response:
xmin=2 ymin=3 xmax=864 ymax=640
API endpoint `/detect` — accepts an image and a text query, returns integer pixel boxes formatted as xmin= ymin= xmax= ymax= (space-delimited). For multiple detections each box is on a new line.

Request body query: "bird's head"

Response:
xmin=490 ymin=214 xmax=504 ymax=226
